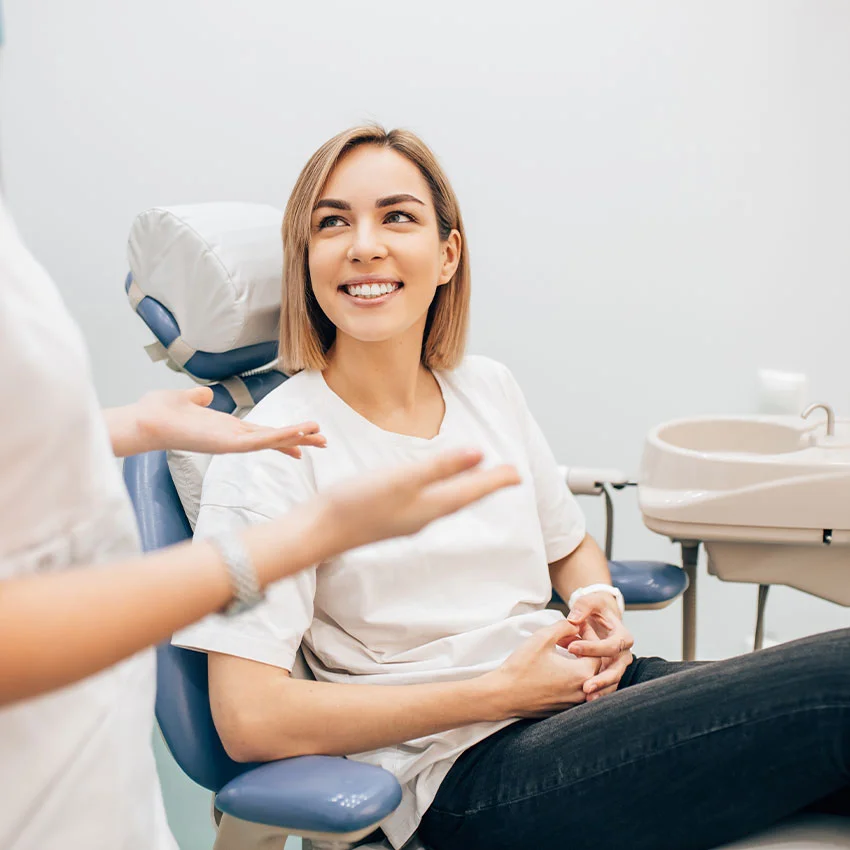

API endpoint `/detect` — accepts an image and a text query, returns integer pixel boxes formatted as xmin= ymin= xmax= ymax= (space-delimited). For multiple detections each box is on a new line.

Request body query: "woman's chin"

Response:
xmin=334 ymin=319 xmax=419 ymax=346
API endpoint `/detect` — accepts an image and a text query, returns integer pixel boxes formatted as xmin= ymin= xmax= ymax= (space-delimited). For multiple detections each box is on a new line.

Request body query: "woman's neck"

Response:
xmin=322 ymin=326 xmax=445 ymax=438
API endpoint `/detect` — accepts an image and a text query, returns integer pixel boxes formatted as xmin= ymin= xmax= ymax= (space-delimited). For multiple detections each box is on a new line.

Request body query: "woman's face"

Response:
xmin=308 ymin=145 xmax=460 ymax=348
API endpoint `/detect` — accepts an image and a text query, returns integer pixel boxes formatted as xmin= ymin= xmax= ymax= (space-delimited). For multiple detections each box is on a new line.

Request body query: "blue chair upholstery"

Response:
xmin=122 ymin=451 xmax=402 ymax=834
xmin=125 ymin=273 xmax=278 ymax=381
xmin=551 ymin=560 xmax=689 ymax=611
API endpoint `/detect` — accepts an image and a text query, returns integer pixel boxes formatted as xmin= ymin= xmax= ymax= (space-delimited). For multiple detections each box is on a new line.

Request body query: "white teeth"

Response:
xmin=344 ymin=282 xmax=398 ymax=299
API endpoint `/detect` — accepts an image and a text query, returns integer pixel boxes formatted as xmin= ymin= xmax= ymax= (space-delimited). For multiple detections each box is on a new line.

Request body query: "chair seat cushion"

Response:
xmin=551 ymin=560 xmax=688 ymax=609
xmin=607 ymin=559 xmax=689 ymax=607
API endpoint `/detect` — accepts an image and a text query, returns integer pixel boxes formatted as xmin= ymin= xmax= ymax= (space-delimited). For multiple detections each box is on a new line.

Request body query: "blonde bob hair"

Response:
xmin=279 ymin=125 xmax=469 ymax=374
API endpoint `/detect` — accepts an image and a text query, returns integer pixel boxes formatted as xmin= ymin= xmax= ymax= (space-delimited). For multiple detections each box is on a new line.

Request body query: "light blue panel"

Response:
xmin=152 ymin=732 xmax=302 ymax=850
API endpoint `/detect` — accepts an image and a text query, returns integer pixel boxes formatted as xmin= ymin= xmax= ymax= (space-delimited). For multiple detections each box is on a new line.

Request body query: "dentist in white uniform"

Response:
xmin=0 ymin=91 xmax=518 ymax=850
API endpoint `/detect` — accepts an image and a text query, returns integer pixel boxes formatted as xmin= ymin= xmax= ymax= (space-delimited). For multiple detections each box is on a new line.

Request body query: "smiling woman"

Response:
xmin=171 ymin=124 xmax=850 ymax=850
xmin=278 ymin=125 xmax=469 ymax=374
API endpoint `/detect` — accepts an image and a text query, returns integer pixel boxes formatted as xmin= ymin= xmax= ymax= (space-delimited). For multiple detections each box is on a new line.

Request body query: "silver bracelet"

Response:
xmin=206 ymin=532 xmax=265 ymax=616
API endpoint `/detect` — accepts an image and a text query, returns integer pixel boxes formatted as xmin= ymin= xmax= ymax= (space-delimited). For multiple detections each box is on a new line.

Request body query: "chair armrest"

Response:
xmin=559 ymin=466 xmax=630 ymax=496
xmin=215 ymin=755 xmax=402 ymax=835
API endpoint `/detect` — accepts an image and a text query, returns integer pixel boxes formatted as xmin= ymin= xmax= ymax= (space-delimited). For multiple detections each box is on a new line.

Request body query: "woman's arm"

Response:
xmin=209 ymin=655 xmax=503 ymax=762
xmin=103 ymin=386 xmax=326 ymax=458
xmin=548 ymin=533 xmax=618 ymax=617
xmin=0 ymin=448 xmax=516 ymax=706
xmin=208 ymin=620 xmax=599 ymax=762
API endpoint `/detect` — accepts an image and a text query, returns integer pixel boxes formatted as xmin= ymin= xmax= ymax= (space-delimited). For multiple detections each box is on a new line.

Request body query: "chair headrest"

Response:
xmin=126 ymin=203 xmax=284 ymax=381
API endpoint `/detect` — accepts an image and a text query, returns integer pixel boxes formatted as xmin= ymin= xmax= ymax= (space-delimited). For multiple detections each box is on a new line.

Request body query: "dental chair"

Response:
xmin=122 ymin=205 xmax=849 ymax=850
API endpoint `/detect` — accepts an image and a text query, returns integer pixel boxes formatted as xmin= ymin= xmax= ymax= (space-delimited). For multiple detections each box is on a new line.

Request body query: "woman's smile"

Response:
xmin=339 ymin=276 xmax=404 ymax=307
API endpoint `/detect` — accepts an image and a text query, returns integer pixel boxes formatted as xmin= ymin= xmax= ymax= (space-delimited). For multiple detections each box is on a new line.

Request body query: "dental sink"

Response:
xmin=657 ymin=419 xmax=807 ymax=455
xmin=638 ymin=413 xmax=850 ymax=606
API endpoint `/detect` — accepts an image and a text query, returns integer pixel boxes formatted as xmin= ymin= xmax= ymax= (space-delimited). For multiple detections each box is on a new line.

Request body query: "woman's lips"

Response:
xmin=338 ymin=280 xmax=403 ymax=306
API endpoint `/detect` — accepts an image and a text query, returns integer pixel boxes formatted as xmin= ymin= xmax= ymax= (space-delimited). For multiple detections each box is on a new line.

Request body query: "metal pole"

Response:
xmin=680 ymin=542 xmax=700 ymax=661
xmin=754 ymin=584 xmax=770 ymax=651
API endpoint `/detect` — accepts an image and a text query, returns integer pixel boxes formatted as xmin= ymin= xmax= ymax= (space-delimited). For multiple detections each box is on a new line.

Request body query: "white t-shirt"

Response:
xmin=175 ymin=356 xmax=586 ymax=849
xmin=0 ymin=198 xmax=176 ymax=850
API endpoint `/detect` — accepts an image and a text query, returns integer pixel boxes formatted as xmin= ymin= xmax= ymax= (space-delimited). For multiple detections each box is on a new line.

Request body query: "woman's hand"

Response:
xmin=566 ymin=592 xmax=634 ymax=701
xmin=482 ymin=620 xmax=601 ymax=719
xmin=107 ymin=387 xmax=327 ymax=458
xmin=322 ymin=448 xmax=521 ymax=552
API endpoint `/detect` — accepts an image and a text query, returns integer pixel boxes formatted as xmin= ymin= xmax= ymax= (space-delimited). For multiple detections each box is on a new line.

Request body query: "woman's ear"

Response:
xmin=437 ymin=230 xmax=462 ymax=286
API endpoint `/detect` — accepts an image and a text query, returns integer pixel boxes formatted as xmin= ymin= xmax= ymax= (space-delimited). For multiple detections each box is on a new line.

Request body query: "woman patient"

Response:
xmin=175 ymin=126 xmax=850 ymax=850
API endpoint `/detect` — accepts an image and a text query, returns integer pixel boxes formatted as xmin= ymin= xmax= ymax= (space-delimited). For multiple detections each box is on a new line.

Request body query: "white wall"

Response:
xmin=3 ymin=0 xmax=850 ymax=688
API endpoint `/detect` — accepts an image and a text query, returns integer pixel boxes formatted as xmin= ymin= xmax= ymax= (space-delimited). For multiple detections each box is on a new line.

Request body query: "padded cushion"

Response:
xmin=607 ymin=559 xmax=689 ymax=606
xmin=550 ymin=560 xmax=688 ymax=609
xmin=215 ymin=756 xmax=403 ymax=833
xmin=127 ymin=203 xmax=284 ymax=361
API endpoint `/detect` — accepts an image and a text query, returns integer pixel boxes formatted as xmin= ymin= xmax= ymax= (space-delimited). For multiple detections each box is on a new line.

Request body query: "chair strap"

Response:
xmin=220 ymin=376 xmax=254 ymax=412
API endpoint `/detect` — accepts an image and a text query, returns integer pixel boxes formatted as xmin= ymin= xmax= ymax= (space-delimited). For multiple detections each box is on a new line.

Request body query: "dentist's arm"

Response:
xmin=104 ymin=386 xmax=327 ymax=458
xmin=0 ymin=450 xmax=514 ymax=706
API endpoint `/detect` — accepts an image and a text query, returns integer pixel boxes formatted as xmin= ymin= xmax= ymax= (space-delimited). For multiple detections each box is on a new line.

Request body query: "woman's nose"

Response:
xmin=346 ymin=224 xmax=388 ymax=263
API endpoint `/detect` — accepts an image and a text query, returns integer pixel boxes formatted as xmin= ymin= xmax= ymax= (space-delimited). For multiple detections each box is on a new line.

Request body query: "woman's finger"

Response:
xmin=536 ymin=619 xmax=581 ymax=649
xmin=565 ymin=596 xmax=597 ymax=626
xmin=570 ymin=626 xmax=634 ymax=659
xmin=584 ymin=653 xmax=632 ymax=695
xmin=586 ymin=683 xmax=619 ymax=702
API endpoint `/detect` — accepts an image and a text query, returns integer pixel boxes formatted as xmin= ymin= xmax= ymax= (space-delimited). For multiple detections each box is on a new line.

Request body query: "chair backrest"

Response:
xmin=123 ymin=203 xmax=296 ymax=791
xmin=123 ymin=451 xmax=254 ymax=792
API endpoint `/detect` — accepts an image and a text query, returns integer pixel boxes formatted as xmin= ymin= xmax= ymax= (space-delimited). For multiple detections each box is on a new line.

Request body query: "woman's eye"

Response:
xmin=317 ymin=216 xmax=347 ymax=230
xmin=384 ymin=210 xmax=415 ymax=225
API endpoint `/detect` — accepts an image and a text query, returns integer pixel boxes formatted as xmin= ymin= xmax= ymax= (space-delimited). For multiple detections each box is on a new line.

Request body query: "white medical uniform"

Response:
xmin=175 ymin=356 xmax=587 ymax=849
xmin=0 ymin=198 xmax=176 ymax=850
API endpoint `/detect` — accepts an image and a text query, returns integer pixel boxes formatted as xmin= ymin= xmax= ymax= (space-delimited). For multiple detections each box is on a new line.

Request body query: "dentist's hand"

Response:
xmin=482 ymin=620 xmax=601 ymax=719
xmin=107 ymin=387 xmax=327 ymax=458
xmin=323 ymin=448 xmax=521 ymax=551
xmin=567 ymin=593 xmax=634 ymax=701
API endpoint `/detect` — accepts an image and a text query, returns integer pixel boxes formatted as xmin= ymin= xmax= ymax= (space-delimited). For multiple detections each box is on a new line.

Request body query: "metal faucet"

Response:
xmin=801 ymin=402 xmax=835 ymax=437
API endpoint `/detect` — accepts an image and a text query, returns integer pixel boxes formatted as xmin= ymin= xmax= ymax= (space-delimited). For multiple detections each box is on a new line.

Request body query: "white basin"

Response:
xmin=638 ymin=415 xmax=850 ymax=605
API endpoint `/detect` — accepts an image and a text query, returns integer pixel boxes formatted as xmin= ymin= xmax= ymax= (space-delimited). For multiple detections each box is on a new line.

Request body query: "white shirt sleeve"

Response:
xmin=496 ymin=363 xmax=587 ymax=563
xmin=172 ymin=451 xmax=317 ymax=672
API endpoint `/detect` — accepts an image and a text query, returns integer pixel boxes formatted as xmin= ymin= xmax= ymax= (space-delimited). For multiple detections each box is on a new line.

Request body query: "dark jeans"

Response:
xmin=418 ymin=628 xmax=850 ymax=850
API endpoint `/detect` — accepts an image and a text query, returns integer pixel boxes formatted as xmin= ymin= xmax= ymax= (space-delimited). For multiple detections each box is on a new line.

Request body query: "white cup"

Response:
xmin=756 ymin=369 xmax=809 ymax=415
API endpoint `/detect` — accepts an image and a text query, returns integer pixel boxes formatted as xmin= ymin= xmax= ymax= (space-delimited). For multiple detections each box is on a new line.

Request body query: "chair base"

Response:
xmin=214 ymin=811 xmax=386 ymax=850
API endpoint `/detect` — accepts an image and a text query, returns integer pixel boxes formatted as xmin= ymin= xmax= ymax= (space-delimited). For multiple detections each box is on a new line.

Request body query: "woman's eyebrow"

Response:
xmin=312 ymin=194 xmax=425 ymax=212
xmin=376 ymin=194 xmax=425 ymax=208
xmin=313 ymin=198 xmax=351 ymax=212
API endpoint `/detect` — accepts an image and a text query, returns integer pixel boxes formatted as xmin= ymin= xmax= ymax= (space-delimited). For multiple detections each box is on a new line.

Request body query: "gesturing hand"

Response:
xmin=324 ymin=448 xmax=521 ymax=552
xmin=566 ymin=592 xmax=634 ymax=701
xmin=134 ymin=387 xmax=327 ymax=458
